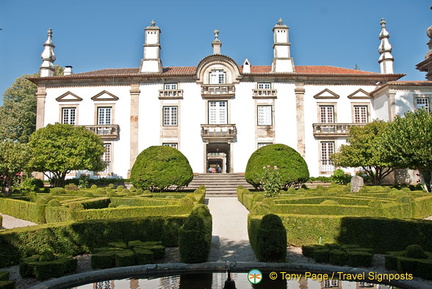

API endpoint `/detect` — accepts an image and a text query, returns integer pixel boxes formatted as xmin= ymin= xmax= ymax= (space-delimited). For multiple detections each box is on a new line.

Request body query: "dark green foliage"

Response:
xmin=255 ymin=214 xmax=287 ymax=262
xmin=179 ymin=215 xmax=210 ymax=263
xmin=47 ymin=199 xmax=61 ymax=207
xmin=114 ymin=250 xmax=136 ymax=267
xmin=405 ymin=244 xmax=428 ymax=259
xmin=130 ymin=146 xmax=193 ymax=191
xmin=384 ymin=253 xmax=401 ymax=270
xmin=329 ymin=249 xmax=346 ymax=265
xmin=313 ymin=248 xmax=330 ymax=263
xmin=347 ymin=251 xmax=373 ymax=267
xmin=331 ymin=169 xmax=351 ymax=185
xmin=0 ymin=272 xmax=9 ymax=281
xmin=0 ymin=197 xmax=46 ymax=223
xmin=0 ymin=216 xmax=184 ymax=268
xmin=91 ymin=252 xmax=116 ymax=269
xmin=245 ymin=144 xmax=309 ymax=189
xmin=385 ymin=249 xmax=432 ymax=280
xmin=133 ymin=247 xmax=154 ymax=265
xmin=337 ymin=217 xmax=432 ymax=253
xmin=50 ymin=187 xmax=65 ymax=195
xmin=0 ymin=281 xmax=15 ymax=289
xmin=301 ymin=244 xmax=323 ymax=258
xmin=19 ymin=254 xmax=77 ymax=280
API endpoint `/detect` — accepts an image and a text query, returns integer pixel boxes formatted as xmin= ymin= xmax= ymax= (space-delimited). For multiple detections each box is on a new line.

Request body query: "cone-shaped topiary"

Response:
xmin=130 ymin=146 xmax=193 ymax=191
xmin=245 ymin=144 xmax=309 ymax=189
xmin=256 ymin=214 xmax=287 ymax=262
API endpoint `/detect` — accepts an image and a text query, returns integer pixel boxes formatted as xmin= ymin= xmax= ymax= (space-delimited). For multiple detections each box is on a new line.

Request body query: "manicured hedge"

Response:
xmin=0 ymin=197 xmax=45 ymax=223
xmin=337 ymin=217 xmax=432 ymax=253
xmin=249 ymin=214 xmax=343 ymax=246
xmin=20 ymin=254 xmax=77 ymax=280
xmin=179 ymin=205 xmax=212 ymax=263
xmin=0 ymin=216 xmax=186 ymax=268
xmin=254 ymin=214 xmax=287 ymax=262
xmin=109 ymin=197 xmax=178 ymax=207
xmin=385 ymin=248 xmax=432 ymax=280
xmin=65 ymin=197 xmax=111 ymax=209
xmin=0 ymin=281 xmax=15 ymax=289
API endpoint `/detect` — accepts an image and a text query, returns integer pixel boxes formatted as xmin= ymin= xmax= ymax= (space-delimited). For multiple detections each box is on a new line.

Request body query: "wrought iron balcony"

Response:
xmin=201 ymin=84 xmax=235 ymax=98
xmin=83 ymin=124 xmax=120 ymax=139
xmin=252 ymin=89 xmax=277 ymax=98
xmin=312 ymin=123 xmax=366 ymax=137
xmin=201 ymin=124 xmax=237 ymax=142
xmin=158 ymin=89 xmax=183 ymax=99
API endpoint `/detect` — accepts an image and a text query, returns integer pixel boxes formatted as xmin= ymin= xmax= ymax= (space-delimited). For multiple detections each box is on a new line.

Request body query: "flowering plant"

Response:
xmin=260 ymin=165 xmax=283 ymax=197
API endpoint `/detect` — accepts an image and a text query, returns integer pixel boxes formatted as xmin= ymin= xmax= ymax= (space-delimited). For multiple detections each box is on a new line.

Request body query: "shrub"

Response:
xmin=116 ymin=185 xmax=125 ymax=192
xmin=405 ymin=244 xmax=428 ymax=259
xmin=179 ymin=215 xmax=210 ymax=263
xmin=19 ymin=254 xmax=77 ymax=280
xmin=21 ymin=178 xmax=45 ymax=192
xmin=331 ymin=169 xmax=351 ymax=185
xmin=0 ymin=281 xmax=15 ymax=289
xmin=0 ymin=272 xmax=9 ymax=281
xmin=90 ymin=184 xmax=98 ymax=189
xmin=347 ymin=251 xmax=373 ymax=267
xmin=255 ymin=214 xmax=287 ymax=262
xmin=64 ymin=183 xmax=79 ymax=192
xmin=47 ymin=199 xmax=61 ymax=207
xmin=329 ymin=249 xmax=346 ymax=266
xmin=130 ymin=146 xmax=193 ymax=191
xmin=313 ymin=248 xmax=330 ymax=263
xmin=50 ymin=187 xmax=65 ymax=195
xmin=245 ymin=144 xmax=309 ymax=190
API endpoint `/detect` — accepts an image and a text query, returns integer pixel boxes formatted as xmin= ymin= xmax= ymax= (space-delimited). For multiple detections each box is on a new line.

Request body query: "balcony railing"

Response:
xmin=158 ymin=89 xmax=183 ymax=99
xmin=252 ymin=89 xmax=277 ymax=98
xmin=201 ymin=124 xmax=237 ymax=142
xmin=83 ymin=124 xmax=120 ymax=139
xmin=201 ymin=84 xmax=235 ymax=98
xmin=312 ymin=123 xmax=366 ymax=137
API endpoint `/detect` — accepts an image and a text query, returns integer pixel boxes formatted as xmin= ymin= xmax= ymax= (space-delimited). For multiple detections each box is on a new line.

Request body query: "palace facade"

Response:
xmin=30 ymin=19 xmax=432 ymax=179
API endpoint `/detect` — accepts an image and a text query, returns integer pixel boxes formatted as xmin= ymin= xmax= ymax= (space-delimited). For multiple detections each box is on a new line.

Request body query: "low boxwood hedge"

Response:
xmin=0 ymin=216 xmax=186 ymax=268
xmin=0 ymin=197 xmax=45 ymax=223
xmin=20 ymin=254 xmax=77 ymax=280
xmin=0 ymin=281 xmax=15 ymax=289
xmin=302 ymin=243 xmax=373 ymax=267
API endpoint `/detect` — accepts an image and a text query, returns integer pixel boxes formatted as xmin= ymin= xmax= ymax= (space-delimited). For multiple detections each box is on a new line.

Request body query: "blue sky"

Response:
xmin=0 ymin=0 xmax=430 ymax=105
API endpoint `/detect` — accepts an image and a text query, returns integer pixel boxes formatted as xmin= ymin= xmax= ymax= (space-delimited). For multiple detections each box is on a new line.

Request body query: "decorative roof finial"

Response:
xmin=278 ymin=18 xmax=283 ymax=25
xmin=212 ymin=29 xmax=222 ymax=54
xmin=378 ymin=18 xmax=394 ymax=74
xmin=151 ymin=20 xmax=156 ymax=27
xmin=40 ymin=28 xmax=56 ymax=77
xmin=214 ymin=29 xmax=219 ymax=40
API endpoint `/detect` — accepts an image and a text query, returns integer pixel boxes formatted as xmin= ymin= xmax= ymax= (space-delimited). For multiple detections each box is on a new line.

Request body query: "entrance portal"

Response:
xmin=206 ymin=143 xmax=230 ymax=173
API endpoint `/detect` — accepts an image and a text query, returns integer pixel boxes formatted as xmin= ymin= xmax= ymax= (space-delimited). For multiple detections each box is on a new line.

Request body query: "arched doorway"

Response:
xmin=206 ymin=143 xmax=230 ymax=173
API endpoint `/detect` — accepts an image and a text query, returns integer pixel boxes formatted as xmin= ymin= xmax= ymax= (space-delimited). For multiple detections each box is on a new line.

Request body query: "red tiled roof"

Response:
xmin=74 ymin=65 xmax=379 ymax=77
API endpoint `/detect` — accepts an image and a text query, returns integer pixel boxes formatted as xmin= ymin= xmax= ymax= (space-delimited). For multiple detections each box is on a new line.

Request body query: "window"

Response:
xmin=62 ymin=107 xmax=76 ymax=125
xmin=97 ymin=107 xmax=112 ymax=125
xmin=209 ymin=101 xmax=227 ymax=124
xmin=257 ymin=105 xmax=272 ymax=126
xmin=354 ymin=105 xmax=368 ymax=123
xmin=163 ymin=106 xmax=178 ymax=126
xmin=321 ymin=141 xmax=335 ymax=172
xmin=257 ymin=83 xmax=271 ymax=90
xmin=323 ymin=279 xmax=339 ymax=288
xmin=257 ymin=142 xmax=272 ymax=149
xmin=102 ymin=143 xmax=111 ymax=174
xmin=416 ymin=97 xmax=430 ymax=112
xmin=164 ymin=83 xmax=178 ymax=90
xmin=320 ymin=105 xmax=334 ymax=123
xmin=209 ymin=69 xmax=226 ymax=84
xmin=162 ymin=143 xmax=178 ymax=149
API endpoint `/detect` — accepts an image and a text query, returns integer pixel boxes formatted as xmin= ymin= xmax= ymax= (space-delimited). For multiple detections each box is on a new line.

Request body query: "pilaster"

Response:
xmin=36 ymin=86 xmax=47 ymax=130
xmin=130 ymin=84 xmax=140 ymax=169
xmin=388 ymin=92 xmax=396 ymax=121
xmin=295 ymin=83 xmax=306 ymax=157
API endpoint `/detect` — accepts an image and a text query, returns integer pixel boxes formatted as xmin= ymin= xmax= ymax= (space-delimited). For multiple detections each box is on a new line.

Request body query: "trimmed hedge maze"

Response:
xmin=0 ymin=187 xmax=210 ymax=269
xmin=241 ymin=185 xmax=432 ymax=247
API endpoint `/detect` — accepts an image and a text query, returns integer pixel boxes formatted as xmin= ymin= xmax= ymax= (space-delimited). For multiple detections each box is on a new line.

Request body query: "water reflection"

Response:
xmin=75 ymin=273 xmax=401 ymax=289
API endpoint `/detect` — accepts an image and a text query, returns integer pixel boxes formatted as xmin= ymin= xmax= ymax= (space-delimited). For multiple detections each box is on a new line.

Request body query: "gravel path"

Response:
xmin=0 ymin=213 xmax=37 ymax=229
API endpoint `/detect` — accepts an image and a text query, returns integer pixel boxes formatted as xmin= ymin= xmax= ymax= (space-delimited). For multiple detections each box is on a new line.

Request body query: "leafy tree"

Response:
xmin=130 ymin=146 xmax=193 ymax=192
xmin=331 ymin=121 xmax=393 ymax=185
xmin=245 ymin=144 xmax=309 ymax=190
xmin=0 ymin=66 xmax=63 ymax=143
xmin=379 ymin=109 xmax=432 ymax=192
xmin=0 ymin=140 xmax=30 ymax=195
xmin=28 ymin=124 xmax=106 ymax=187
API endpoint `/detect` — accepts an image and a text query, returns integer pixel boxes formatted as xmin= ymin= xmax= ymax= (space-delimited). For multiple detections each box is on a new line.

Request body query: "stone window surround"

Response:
xmin=351 ymin=102 xmax=371 ymax=123
xmin=319 ymin=140 xmax=336 ymax=174
xmin=413 ymin=93 xmax=432 ymax=112
xmin=59 ymin=104 xmax=79 ymax=125
xmin=94 ymin=103 xmax=115 ymax=125
xmin=317 ymin=102 xmax=337 ymax=123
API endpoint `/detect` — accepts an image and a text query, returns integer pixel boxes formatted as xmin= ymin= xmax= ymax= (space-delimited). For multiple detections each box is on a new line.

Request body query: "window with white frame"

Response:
xmin=321 ymin=141 xmax=335 ymax=172
xmin=163 ymin=106 xmax=178 ymax=126
xmin=164 ymin=83 xmax=178 ymax=90
xmin=162 ymin=143 xmax=178 ymax=149
xmin=323 ymin=279 xmax=339 ymax=288
xmin=319 ymin=105 xmax=334 ymax=123
xmin=209 ymin=69 xmax=226 ymax=84
xmin=257 ymin=82 xmax=271 ymax=90
xmin=102 ymin=143 xmax=111 ymax=174
xmin=354 ymin=105 xmax=368 ymax=123
xmin=97 ymin=107 xmax=112 ymax=125
xmin=257 ymin=142 xmax=272 ymax=149
xmin=257 ymin=105 xmax=272 ymax=126
xmin=62 ymin=107 xmax=76 ymax=125
xmin=208 ymin=101 xmax=227 ymax=124
xmin=415 ymin=97 xmax=430 ymax=112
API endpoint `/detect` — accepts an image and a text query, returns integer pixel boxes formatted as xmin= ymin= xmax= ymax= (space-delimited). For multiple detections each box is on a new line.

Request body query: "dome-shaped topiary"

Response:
xmin=405 ymin=244 xmax=428 ymax=259
xmin=245 ymin=144 xmax=309 ymax=189
xmin=130 ymin=146 xmax=193 ymax=191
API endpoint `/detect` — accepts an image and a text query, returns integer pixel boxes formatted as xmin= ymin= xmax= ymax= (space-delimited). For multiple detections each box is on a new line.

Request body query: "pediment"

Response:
xmin=91 ymin=90 xmax=119 ymax=101
xmin=56 ymin=91 xmax=83 ymax=102
xmin=313 ymin=89 xmax=340 ymax=99
xmin=347 ymin=88 xmax=371 ymax=99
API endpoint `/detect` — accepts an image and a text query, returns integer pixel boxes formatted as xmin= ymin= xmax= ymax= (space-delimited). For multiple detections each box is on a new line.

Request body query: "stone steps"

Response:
xmin=188 ymin=173 xmax=254 ymax=197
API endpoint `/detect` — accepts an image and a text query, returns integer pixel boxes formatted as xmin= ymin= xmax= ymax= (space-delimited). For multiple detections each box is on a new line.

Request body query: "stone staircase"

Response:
xmin=187 ymin=173 xmax=254 ymax=197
